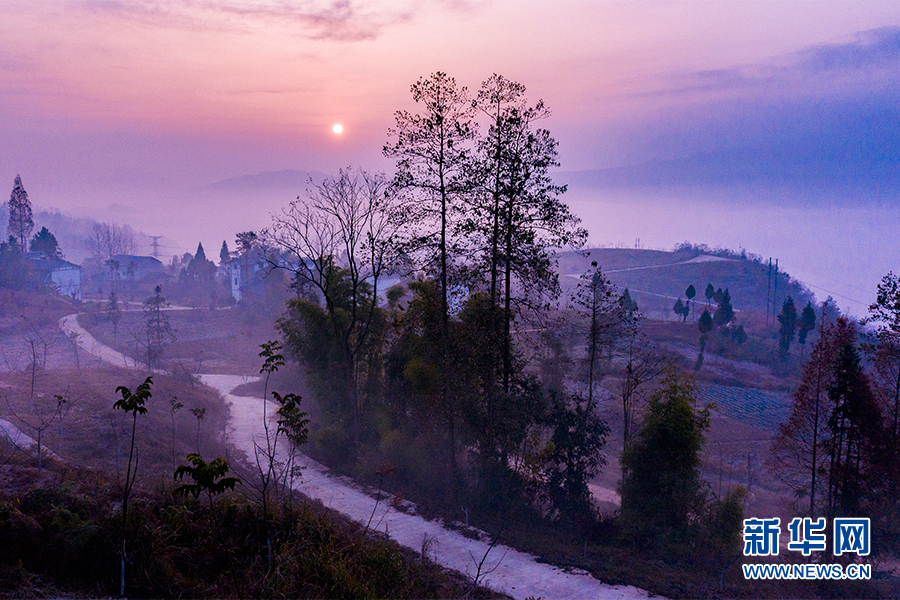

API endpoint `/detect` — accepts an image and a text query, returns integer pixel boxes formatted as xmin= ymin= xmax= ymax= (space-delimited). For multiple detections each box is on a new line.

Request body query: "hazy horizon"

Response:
xmin=3 ymin=0 xmax=898 ymax=315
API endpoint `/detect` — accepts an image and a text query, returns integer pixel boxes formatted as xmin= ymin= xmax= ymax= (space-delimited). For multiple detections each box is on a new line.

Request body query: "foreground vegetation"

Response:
xmin=0 ymin=455 xmax=499 ymax=599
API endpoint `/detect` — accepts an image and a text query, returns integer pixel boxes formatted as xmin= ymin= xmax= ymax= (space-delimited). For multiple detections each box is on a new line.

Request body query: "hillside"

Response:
xmin=559 ymin=246 xmax=816 ymax=321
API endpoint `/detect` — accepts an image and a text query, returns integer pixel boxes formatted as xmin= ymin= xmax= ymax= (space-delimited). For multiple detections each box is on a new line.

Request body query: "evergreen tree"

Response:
xmin=798 ymin=301 xmax=816 ymax=352
xmin=704 ymin=282 xmax=715 ymax=308
xmin=685 ymin=284 xmax=696 ymax=320
xmin=778 ymin=296 xmax=798 ymax=356
xmin=673 ymin=298 xmax=687 ymax=322
xmin=620 ymin=368 xmax=711 ymax=545
xmin=219 ymin=240 xmax=231 ymax=265
xmin=621 ymin=288 xmax=639 ymax=316
xmin=8 ymin=174 xmax=34 ymax=252
xmin=186 ymin=242 xmax=216 ymax=283
xmin=29 ymin=226 xmax=62 ymax=259
xmin=826 ymin=319 xmax=882 ymax=518
xmin=698 ymin=309 xmax=714 ymax=335
xmin=144 ymin=285 xmax=174 ymax=370
xmin=713 ymin=288 xmax=734 ymax=327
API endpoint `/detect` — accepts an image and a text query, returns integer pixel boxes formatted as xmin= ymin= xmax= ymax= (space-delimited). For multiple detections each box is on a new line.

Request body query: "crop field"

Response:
xmin=697 ymin=383 xmax=791 ymax=432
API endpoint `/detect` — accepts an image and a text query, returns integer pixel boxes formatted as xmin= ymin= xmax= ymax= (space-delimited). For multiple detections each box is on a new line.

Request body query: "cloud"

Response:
xmin=79 ymin=0 xmax=486 ymax=42
xmin=578 ymin=28 xmax=900 ymax=197
xmin=795 ymin=27 xmax=900 ymax=73
xmin=632 ymin=27 xmax=900 ymax=103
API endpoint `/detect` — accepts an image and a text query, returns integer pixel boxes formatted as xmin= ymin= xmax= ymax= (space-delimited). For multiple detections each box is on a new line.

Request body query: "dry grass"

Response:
xmin=0 ymin=365 xmax=229 ymax=481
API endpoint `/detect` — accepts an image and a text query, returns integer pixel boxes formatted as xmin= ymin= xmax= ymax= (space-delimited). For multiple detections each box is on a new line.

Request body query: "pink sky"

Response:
xmin=4 ymin=1 xmax=899 ymax=179
xmin=2 ymin=1 xmax=899 ymax=312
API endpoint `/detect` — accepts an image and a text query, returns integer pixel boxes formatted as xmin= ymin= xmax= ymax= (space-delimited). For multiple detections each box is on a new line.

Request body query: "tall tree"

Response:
xmin=384 ymin=72 xmax=475 ymax=468
xmin=865 ymin=272 xmax=900 ymax=437
xmin=798 ymin=301 xmax=816 ymax=357
xmin=464 ymin=74 xmax=586 ymax=393
xmin=265 ymin=168 xmax=406 ymax=442
xmin=8 ymin=174 xmax=34 ymax=252
xmin=826 ymin=319 xmax=881 ymax=518
xmin=219 ymin=240 xmax=231 ymax=265
xmin=863 ymin=272 xmax=900 ymax=554
xmin=685 ymin=284 xmax=696 ymax=320
xmin=572 ymin=263 xmax=627 ymax=408
xmin=770 ymin=309 xmax=838 ymax=517
xmin=778 ymin=296 xmax=798 ymax=356
xmin=144 ymin=285 xmax=173 ymax=371
xmin=620 ymin=368 xmax=711 ymax=544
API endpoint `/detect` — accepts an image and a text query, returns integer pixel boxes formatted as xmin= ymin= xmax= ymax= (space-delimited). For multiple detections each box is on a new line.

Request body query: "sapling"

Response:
xmin=113 ymin=376 xmax=152 ymax=597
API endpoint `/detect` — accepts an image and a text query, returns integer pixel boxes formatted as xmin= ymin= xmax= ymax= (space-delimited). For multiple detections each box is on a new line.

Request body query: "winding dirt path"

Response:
xmin=61 ymin=313 xmax=654 ymax=600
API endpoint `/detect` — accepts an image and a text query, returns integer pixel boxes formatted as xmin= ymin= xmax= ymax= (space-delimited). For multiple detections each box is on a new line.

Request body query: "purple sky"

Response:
xmin=2 ymin=1 xmax=899 ymax=312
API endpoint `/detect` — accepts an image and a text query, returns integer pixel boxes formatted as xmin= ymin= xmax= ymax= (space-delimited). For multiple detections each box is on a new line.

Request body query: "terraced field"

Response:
xmin=696 ymin=383 xmax=791 ymax=432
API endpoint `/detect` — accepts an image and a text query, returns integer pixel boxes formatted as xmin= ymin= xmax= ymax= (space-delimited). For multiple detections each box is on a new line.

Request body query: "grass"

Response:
xmin=0 ymin=458 xmax=505 ymax=599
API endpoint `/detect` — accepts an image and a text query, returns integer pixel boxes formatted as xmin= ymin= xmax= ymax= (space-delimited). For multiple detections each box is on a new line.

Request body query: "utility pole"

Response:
xmin=766 ymin=258 xmax=772 ymax=326
xmin=773 ymin=259 xmax=779 ymax=323
xmin=149 ymin=236 xmax=162 ymax=258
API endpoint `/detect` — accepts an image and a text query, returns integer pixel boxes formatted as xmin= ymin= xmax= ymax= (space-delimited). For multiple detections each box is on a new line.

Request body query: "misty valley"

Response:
xmin=1 ymin=72 xmax=898 ymax=600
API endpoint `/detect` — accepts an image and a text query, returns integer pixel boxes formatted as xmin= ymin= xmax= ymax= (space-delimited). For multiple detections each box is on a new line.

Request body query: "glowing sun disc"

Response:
xmin=332 ymin=123 xmax=344 ymax=135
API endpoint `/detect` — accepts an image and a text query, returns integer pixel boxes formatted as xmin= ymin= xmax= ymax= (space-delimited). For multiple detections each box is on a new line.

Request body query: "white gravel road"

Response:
xmin=62 ymin=313 xmax=655 ymax=600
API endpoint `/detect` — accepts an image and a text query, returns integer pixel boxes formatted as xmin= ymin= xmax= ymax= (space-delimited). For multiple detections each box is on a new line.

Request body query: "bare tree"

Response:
xmin=85 ymin=222 xmax=136 ymax=263
xmin=263 ymin=168 xmax=407 ymax=441
xmin=4 ymin=392 xmax=70 ymax=472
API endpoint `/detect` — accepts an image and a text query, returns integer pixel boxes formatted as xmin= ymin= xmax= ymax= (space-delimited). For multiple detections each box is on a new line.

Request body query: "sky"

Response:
xmin=1 ymin=0 xmax=899 ymax=312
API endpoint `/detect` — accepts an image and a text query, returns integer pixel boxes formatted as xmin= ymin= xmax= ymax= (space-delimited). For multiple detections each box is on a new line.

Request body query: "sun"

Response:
xmin=332 ymin=123 xmax=344 ymax=135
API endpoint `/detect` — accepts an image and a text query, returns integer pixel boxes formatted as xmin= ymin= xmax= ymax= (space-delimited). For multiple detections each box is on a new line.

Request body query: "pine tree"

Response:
xmin=704 ymin=283 xmax=715 ymax=308
xmin=673 ymin=298 xmax=687 ymax=322
xmin=798 ymin=301 xmax=816 ymax=355
xmin=713 ymin=288 xmax=734 ymax=327
xmin=826 ymin=319 xmax=881 ymax=518
xmin=685 ymin=284 xmax=696 ymax=320
xmin=8 ymin=174 xmax=34 ymax=252
xmin=219 ymin=240 xmax=231 ymax=265
xmin=778 ymin=296 xmax=798 ymax=356
xmin=29 ymin=226 xmax=62 ymax=259
xmin=144 ymin=285 xmax=173 ymax=370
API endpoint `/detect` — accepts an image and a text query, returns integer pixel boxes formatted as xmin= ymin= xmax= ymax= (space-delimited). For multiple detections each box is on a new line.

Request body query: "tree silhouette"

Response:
xmin=798 ymin=301 xmax=816 ymax=357
xmin=713 ymin=288 xmax=734 ymax=327
xmin=620 ymin=368 xmax=711 ymax=545
xmin=778 ymin=296 xmax=798 ymax=356
xmin=8 ymin=174 xmax=34 ymax=252
xmin=29 ymin=226 xmax=62 ymax=259
xmin=705 ymin=283 xmax=715 ymax=309
xmin=219 ymin=239 xmax=231 ymax=265
xmin=384 ymin=72 xmax=475 ymax=470
xmin=685 ymin=284 xmax=696 ymax=320
xmin=673 ymin=298 xmax=688 ymax=322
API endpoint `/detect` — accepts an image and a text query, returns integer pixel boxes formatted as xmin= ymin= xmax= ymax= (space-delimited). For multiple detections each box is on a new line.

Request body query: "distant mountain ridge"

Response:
xmin=561 ymin=147 xmax=900 ymax=197
xmin=192 ymin=169 xmax=329 ymax=194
